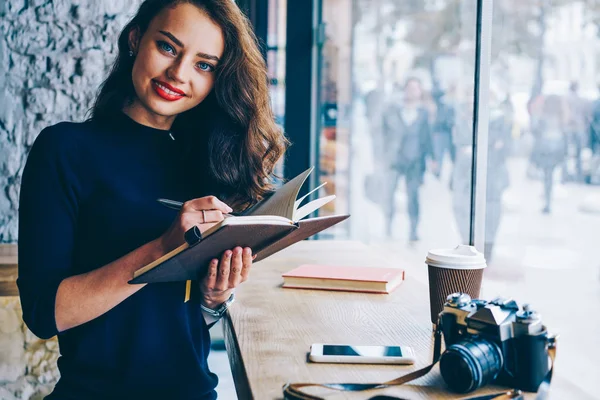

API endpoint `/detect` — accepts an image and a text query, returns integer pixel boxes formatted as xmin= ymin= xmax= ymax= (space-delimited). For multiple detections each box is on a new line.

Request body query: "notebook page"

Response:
xmin=293 ymin=195 xmax=336 ymax=221
xmin=294 ymin=182 xmax=327 ymax=210
xmin=245 ymin=167 xmax=313 ymax=219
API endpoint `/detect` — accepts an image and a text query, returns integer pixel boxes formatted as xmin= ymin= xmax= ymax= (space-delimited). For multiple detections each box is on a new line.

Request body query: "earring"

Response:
xmin=129 ymin=50 xmax=134 ymax=57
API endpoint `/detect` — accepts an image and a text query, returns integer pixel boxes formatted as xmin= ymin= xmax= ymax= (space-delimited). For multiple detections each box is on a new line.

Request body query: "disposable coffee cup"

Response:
xmin=425 ymin=245 xmax=486 ymax=326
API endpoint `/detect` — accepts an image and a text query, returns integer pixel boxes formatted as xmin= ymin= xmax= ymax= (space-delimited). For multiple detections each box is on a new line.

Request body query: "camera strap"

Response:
xmin=282 ymin=328 xmax=558 ymax=400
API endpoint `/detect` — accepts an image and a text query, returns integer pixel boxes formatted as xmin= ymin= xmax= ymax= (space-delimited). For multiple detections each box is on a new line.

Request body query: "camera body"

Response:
xmin=438 ymin=292 xmax=550 ymax=393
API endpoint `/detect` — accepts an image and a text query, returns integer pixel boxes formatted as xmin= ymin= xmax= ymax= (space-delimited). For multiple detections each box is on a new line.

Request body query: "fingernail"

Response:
xmin=244 ymin=248 xmax=251 ymax=255
xmin=227 ymin=206 xmax=233 ymax=212
xmin=226 ymin=251 xmax=232 ymax=258
xmin=212 ymin=259 xmax=218 ymax=265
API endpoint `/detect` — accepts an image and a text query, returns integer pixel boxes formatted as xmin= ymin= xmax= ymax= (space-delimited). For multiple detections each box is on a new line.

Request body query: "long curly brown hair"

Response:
xmin=90 ymin=0 xmax=287 ymax=210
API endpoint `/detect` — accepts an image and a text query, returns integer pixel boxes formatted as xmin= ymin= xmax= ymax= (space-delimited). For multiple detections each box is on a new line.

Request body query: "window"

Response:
xmin=309 ymin=1 xmax=598 ymax=396
xmin=317 ymin=0 xmax=478 ymax=250
xmin=480 ymin=1 xmax=598 ymax=397
xmin=267 ymin=0 xmax=287 ymax=129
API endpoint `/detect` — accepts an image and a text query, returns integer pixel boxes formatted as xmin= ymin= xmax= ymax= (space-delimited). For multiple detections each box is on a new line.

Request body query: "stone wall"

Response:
xmin=0 ymin=1 xmax=142 ymax=398
xmin=0 ymin=298 xmax=59 ymax=400
xmin=0 ymin=0 xmax=142 ymax=242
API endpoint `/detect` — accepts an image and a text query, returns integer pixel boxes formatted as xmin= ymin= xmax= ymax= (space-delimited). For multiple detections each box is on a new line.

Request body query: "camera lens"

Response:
xmin=439 ymin=338 xmax=503 ymax=393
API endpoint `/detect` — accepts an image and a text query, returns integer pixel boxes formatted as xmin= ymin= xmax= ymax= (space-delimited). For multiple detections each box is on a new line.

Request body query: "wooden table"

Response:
xmin=223 ymin=240 xmax=531 ymax=400
xmin=1 ymin=242 xmax=578 ymax=398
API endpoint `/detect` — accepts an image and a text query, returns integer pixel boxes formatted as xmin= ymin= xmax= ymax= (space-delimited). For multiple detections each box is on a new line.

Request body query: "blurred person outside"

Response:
xmin=587 ymin=87 xmax=600 ymax=184
xmin=364 ymin=86 xmax=386 ymax=170
xmin=451 ymin=89 xmax=511 ymax=262
xmin=530 ymin=95 xmax=568 ymax=214
xmin=451 ymin=87 xmax=474 ymax=250
xmin=379 ymin=77 xmax=435 ymax=241
xmin=526 ymin=93 xmax=546 ymax=180
xmin=421 ymin=86 xmax=438 ymax=126
xmin=431 ymin=84 xmax=457 ymax=180
xmin=484 ymin=97 xmax=513 ymax=261
xmin=564 ymin=81 xmax=590 ymax=182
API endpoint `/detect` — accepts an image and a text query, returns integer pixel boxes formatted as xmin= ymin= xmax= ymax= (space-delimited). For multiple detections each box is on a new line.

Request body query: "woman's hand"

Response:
xmin=159 ymin=196 xmax=233 ymax=254
xmin=200 ymin=246 xmax=253 ymax=308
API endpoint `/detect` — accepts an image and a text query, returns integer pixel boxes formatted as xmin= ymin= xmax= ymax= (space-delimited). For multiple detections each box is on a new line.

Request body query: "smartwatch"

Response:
xmin=200 ymin=292 xmax=235 ymax=318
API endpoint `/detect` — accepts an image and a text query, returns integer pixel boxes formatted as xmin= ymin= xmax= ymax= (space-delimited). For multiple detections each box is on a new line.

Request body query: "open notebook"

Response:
xmin=130 ymin=167 xmax=349 ymax=284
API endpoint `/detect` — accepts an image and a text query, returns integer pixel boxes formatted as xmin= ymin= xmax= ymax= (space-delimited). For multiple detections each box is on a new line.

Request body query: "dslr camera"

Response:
xmin=438 ymin=292 xmax=552 ymax=393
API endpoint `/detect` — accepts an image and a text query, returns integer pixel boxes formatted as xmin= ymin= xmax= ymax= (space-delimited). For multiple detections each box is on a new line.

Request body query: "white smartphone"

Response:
xmin=309 ymin=343 xmax=416 ymax=365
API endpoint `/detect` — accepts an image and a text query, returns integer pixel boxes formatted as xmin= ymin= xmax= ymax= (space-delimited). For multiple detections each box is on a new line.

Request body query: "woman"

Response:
xmin=380 ymin=77 xmax=434 ymax=241
xmin=17 ymin=1 xmax=286 ymax=399
xmin=530 ymin=95 xmax=567 ymax=214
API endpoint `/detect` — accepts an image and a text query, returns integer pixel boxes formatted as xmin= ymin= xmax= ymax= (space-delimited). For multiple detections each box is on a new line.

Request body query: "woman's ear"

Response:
xmin=128 ymin=26 xmax=141 ymax=55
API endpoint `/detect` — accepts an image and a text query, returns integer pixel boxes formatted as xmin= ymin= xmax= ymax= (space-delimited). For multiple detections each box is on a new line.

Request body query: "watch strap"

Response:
xmin=201 ymin=292 xmax=235 ymax=318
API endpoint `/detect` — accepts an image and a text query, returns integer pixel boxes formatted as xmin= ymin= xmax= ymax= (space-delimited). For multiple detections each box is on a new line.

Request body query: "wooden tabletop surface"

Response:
xmin=222 ymin=240 xmax=539 ymax=400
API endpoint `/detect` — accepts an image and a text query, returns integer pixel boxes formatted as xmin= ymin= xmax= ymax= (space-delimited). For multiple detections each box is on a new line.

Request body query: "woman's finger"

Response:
xmin=214 ymin=250 xmax=232 ymax=291
xmin=202 ymin=258 xmax=219 ymax=291
xmin=184 ymin=196 xmax=232 ymax=214
xmin=229 ymin=247 xmax=244 ymax=288
xmin=182 ymin=210 xmax=223 ymax=225
xmin=198 ymin=210 xmax=224 ymax=223
xmin=190 ymin=210 xmax=225 ymax=234
xmin=240 ymin=247 xmax=252 ymax=283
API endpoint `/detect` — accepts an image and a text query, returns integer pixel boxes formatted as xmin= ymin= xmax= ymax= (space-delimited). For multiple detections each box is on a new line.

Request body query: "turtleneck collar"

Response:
xmin=114 ymin=111 xmax=177 ymax=141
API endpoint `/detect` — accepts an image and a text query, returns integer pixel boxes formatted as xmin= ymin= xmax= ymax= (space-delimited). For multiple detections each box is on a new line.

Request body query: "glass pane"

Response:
xmin=267 ymin=0 xmax=286 ymax=128
xmin=318 ymin=0 xmax=477 ymax=253
xmin=482 ymin=1 xmax=599 ymax=397
xmin=267 ymin=0 xmax=287 ymax=177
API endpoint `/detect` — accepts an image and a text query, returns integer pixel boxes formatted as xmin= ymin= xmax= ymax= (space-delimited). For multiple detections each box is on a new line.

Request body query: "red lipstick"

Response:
xmin=152 ymin=80 xmax=185 ymax=101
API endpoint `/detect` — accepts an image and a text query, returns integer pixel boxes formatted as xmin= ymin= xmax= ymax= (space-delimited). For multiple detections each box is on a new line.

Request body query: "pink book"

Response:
xmin=282 ymin=264 xmax=405 ymax=294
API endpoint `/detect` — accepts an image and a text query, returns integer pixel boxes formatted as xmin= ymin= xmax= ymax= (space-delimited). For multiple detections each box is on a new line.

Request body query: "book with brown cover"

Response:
xmin=281 ymin=264 xmax=405 ymax=294
xmin=129 ymin=167 xmax=349 ymax=284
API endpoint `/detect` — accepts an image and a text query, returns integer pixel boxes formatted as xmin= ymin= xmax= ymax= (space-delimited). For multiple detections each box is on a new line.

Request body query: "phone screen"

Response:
xmin=321 ymin=345 xmax=403 ymax=357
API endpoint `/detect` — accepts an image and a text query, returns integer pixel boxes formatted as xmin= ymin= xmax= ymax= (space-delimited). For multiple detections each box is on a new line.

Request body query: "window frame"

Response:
xmin=470 ymin=0 xmax=494 ymax=250
xmin=282 ymin=0 xmax=320 ymax=198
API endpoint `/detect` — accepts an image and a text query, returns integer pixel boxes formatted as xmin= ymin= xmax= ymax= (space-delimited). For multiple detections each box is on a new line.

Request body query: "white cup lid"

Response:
xmin=426 ymin=245 xmax=487 ymax=269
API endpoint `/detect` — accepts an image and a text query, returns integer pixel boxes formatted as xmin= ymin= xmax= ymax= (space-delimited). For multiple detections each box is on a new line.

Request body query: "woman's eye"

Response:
xmin=157 ymin=41 xmax=175 ymax=55
xmin=197 ymin=62 xmax=215 ymax=72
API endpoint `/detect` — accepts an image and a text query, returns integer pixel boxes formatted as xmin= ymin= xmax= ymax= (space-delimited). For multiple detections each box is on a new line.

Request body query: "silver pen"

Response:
xmin=157 ymin=198 xmax=183 ymax=210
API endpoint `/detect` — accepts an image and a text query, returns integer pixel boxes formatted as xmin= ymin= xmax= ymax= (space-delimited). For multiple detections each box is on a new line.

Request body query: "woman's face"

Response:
xmin=127 ymin=3 xmax=225 ymax=128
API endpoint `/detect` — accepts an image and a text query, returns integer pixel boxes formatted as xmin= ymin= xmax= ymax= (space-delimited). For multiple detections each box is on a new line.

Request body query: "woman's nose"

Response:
xmin=166 ymin=58 xmax=188 ymax=84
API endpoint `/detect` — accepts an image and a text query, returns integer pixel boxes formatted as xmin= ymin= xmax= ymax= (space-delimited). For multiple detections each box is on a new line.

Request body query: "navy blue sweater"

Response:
xmin=18 ymin=112 xmax=218 ymax=400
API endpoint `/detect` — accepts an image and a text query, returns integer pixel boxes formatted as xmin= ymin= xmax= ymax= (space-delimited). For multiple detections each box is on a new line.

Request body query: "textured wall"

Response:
xmin=0 ymin=298 xmax=60 ymax=400
xmin=0 ymin=1 xmax=142 ymax=398
xmin=0 ymin=0 xmax=143 ymax=242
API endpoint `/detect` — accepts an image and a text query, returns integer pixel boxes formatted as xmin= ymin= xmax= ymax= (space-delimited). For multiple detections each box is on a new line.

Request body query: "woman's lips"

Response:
xmin=152 ymin=80 xmax=185 ymax=101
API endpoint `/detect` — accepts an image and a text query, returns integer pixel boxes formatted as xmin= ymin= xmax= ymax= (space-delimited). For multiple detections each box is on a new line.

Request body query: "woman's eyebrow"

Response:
xmin=158 ymin=30 xmax=220 ymax=62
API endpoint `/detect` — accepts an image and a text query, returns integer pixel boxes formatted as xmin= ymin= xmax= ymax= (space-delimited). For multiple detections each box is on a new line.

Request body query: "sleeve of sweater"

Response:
xmin=17 ymin=125 xmax=81 ymax=339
